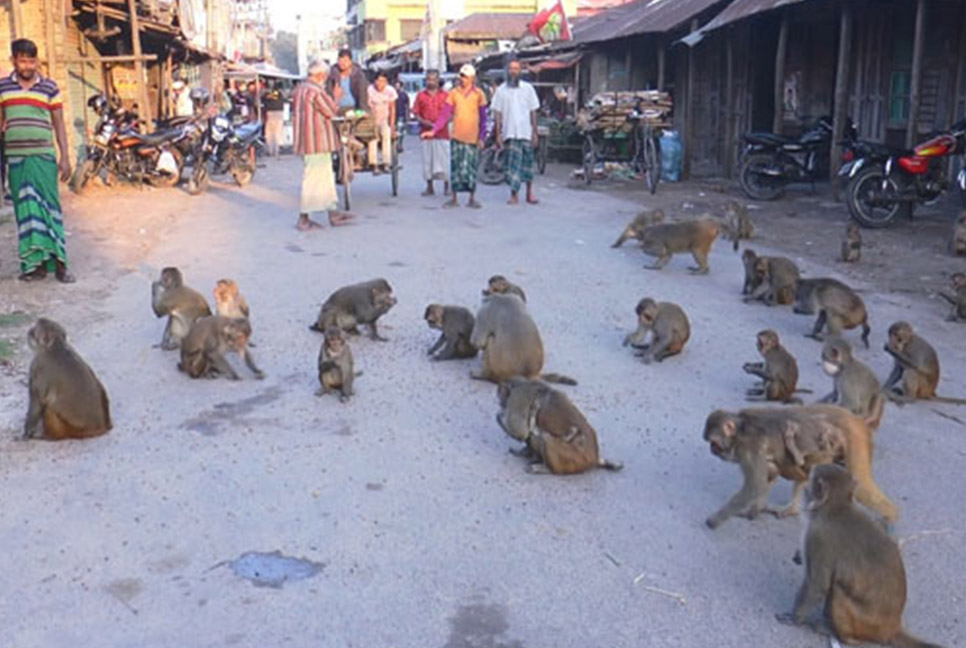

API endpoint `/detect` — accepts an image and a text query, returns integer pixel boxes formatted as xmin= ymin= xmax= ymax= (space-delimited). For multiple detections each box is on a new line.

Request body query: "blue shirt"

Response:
xmin=339 ymin=75 xmax=355 ymax=109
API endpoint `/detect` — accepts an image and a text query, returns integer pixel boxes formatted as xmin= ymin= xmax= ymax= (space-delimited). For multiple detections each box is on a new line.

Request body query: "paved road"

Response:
xmin=0 ymin=150 xmax=963 ymax=647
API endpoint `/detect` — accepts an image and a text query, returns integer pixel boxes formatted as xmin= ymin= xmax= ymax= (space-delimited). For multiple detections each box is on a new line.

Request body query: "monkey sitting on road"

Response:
xmin=951 ymin=210 xmax=966 ymax=256
xmin=317 ymin=327 xmax=357 ymax=402
xmin=702 ymin=406 xmax=897 ymax=528
xmin=481 ymin=275 xmax=527 ymax=303
xmin=151 ymin=267 xmax=211 ymax=350
xmin=819 ymin=337 xmax=885 ymax=430
xmin=424 ymin=304 xmax=477 ymax=360
xmin=777 ymin=464 xmax=946 ymax=648
xmin=23 ymin=318 xmax=112 ymax=440
xmin=741 ymin=249 xmax=762 ymax=295
xmin=883 ymin=321 xmax=966 ymax=405
xmin=611 ymin=208 xmax=665 ymax=248
xmin=794 ymin=278 xmax=870 ymax=347
xmin=623 ymin=298 xmax=690 ymax=364
xmin=470 ymin=294 xmax=576 ymax=384
xmin=495 ymin=378 xmax=622 ymax=475
xmin=742 ymin=329 xmax=802 ymax=403
xmin=840 ymin=222 xmax=862 ymax=263
xmin=638 ymin=219 xmax=726 ymax=274
xmin=214 ymin=278 xmax=253 ymax=344
xmin=179 ymin=316 xmax=264 ymax=381
xmin=724 ymin=200 xmax=754 ymax=245
xmin=310 ymin=278 xmax=397 ymax=341
xmin=938 ymin=272 xmax=966 ymax=322
xmin=744 ymin=255 xmax=800 ymax=306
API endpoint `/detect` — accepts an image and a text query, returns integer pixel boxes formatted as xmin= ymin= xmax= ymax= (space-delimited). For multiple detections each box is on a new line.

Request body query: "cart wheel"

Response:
xmin=582 ymin=136 xmax=595 ymax=185
xmin=340 ymin=150 xmax=352 ymax=211
xmin=391 ymin=140 xmax=399 ymax=197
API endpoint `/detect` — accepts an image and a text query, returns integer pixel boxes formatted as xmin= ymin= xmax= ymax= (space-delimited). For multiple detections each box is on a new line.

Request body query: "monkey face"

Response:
xmin=28 ymin=318 xmax=66 ymax=351
xmin=703 ymin=411 xmax=737 ymax=461
xmin=325 ymin=333 xmax=345 ymax=355
xmin=222 ymin=320 xmax=252 ymax=351
xmin=886 ymin=323 xmax=912 ymax=352
xmin=756 ymin=331 xmax=777 ymax=354
xmin=161 ymin=267 xmax=183 ymax=288
xmin=424 ymin=305 xmax=443 ymax=329
xmin=753 ymin=258 xmax=768 ymax=279
xmin=372 ymin=288 xmax=397 ymax=310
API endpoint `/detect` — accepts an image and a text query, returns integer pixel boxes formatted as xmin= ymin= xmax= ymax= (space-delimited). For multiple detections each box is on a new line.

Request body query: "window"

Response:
xmin=365 ymin=19 xmax=386 ymax=43
xmin=888 ymin=22 xmax=913 ymax=125
xmin=400 ymin=19 xmax=422 ymax=42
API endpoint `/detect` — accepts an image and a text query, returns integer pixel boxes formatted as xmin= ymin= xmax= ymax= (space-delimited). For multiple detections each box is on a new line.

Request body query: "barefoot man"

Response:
xmin=292 ymin=60 xmax=352 ymax=230
xmin=491 ymin=59 xmax=540 ymax=205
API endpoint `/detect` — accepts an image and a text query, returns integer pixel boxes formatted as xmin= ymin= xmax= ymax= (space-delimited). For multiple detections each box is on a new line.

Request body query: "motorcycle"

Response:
xmin=186 ymin=113 xmax=262 ymax=196
xmin=841 ymin=119 xmax=966 ymax=228
xmin=738 ymin=116 xmax=857 ymax=201
xmin=71 ymin=94 xmax=188 ymax=194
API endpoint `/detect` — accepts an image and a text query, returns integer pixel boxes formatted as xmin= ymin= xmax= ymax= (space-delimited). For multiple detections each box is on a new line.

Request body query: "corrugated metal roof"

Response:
xmin=444 ymin=12 xmax=532 ymax=40
xmin=699 ymin=0 xmax=807 ymax=32
xmin=573 ymin=0 xmax=727 ymax=43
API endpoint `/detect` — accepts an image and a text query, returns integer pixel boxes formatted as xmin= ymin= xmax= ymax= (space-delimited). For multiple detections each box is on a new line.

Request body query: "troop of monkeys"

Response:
xmin=18 ymin=199 xmax=963 ymax=647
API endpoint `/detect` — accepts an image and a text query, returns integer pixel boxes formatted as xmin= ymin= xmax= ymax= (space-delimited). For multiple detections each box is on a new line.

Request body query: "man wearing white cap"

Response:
xmin=422 ymin=63 xmax=487 ymax=208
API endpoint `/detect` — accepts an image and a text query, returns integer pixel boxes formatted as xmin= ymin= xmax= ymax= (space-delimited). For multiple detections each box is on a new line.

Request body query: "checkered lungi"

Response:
xmin=450 ymin=139 xmax=479 ymax=193
xmin=504 ymin=139 xmax=535 ymax=193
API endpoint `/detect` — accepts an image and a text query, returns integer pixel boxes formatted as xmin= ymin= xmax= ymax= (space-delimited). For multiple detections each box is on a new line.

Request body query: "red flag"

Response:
xmin=529 ymin=0 xmax=572 ymax=43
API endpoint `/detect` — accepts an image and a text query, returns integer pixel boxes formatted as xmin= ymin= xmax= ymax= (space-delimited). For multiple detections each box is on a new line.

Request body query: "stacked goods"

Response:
xmin=577 ymin=91 xmax=673 ymax=133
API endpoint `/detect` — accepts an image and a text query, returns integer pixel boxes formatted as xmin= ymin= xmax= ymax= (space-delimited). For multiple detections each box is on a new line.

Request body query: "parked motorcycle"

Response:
xmin=186 ymin=113 xmax=261 ymax=196
xmin=738 ymin=116 xmax=857 ymax=201
xmin=71 ymin=94 xmax=188 ymax=194
xmin=841 ymin=119 xmax=966 ymax=228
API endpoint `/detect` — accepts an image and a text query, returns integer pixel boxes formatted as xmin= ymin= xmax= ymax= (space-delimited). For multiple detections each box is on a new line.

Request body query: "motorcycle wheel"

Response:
xmin=231 ymin=147 xmax=256 ymax=187
xmin=187 ymin=164 xmax=210 ymax=196
xmin=70 ymin=158 xmax=97 ymax=194
xmin=479 ymin=148 xmax=505 ymax=185
xmin=846 ymin=166 xmax=910 ymax=229
xmin=149 ymin=149 xmax=184 ymax=188
xmin=537 ymin=135 xmax=548 ymax=175
xmin=739 ymin=152 xmax=786 ymax=201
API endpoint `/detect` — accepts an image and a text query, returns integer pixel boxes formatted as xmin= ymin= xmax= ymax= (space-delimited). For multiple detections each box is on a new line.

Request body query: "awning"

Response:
xmin=573 ymin=0 xmax=728 ymax=44
xmin=679 ymin=0 xmax=808 ymax=46
xmin=225 ymin=61 xmax=300 ymax=80
xmin=527 ymin=52 xmax=583 ymax=72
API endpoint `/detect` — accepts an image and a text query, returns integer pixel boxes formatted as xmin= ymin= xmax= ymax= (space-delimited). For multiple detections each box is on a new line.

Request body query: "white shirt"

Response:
xmin=491 ymin=80 xmax=539 ymax=140
xmin=175 ymin=90 xmax=194 ymax=117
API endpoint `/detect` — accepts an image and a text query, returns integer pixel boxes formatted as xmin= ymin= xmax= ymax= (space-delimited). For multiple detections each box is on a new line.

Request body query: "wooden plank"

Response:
xmin=61 ymin=54 xmax=158 ymax=63
xmin=44 ymin=0 xmax=57 ymax=80
xmin=684 ymin=18 xmax=697 ymax=179
xmin=907 ymin=0 xmax=926 ymax=148
xmin=656 ymin=38 xmax=665 ymax=91
xmin=773 ymin=9 xmax=789 ymax=134
xmin=724 ymin=29 xmax=734 ymax=177
xmin=830 ymin=2 xmax=852 ymax=185
xmin=127 ymin=0 xmax=152 ymax=132
xmin=11 ymin=0 xmax=23 ymax=39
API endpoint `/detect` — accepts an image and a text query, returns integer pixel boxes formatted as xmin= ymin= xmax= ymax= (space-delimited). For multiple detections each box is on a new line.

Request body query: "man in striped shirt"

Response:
xmin=292 ymin=60 xmax=352 ymax=230
xmin=0 ymin=39 xmax=73 ymax=282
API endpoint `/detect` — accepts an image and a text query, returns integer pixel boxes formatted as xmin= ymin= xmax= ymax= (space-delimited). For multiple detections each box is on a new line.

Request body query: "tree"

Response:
xmin=270 ymin=31 xmax=298 ymax=74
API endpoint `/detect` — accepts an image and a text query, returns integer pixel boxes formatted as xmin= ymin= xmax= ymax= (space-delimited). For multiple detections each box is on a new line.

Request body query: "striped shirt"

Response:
xmin=0 ymin=72 xmax=62 ymax=157
xmin=292 ymin=80 xmax=338 ymax=156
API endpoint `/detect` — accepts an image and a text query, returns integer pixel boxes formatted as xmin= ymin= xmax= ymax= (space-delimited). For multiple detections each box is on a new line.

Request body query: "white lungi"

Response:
xmin=300 ymin=153 xmax=338 ymax=214
xmin=422 ymin=138 xmax=450 ymax=181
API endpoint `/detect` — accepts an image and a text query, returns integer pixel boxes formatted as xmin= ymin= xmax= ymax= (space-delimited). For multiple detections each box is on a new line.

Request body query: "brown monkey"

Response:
xmin=23 ymin=318 xmax=112 ymax=440
xmin=938 ymin=272 xmax=966 ymax=322
xmin=744 ymin=255 xmax=800 ymax=305
xmin=703 ymin=406 xmax=897 ymax=528
xmin=794 ymin=278 xmax=870 ymax=347
xmin=883 ymin=321 xmax=966 ymax=404
xmin=638 ymin=219 xmax=723 ymax=274
xmin=741 ymin=249 xmax=762 ymax=295
xmin=840 ymin=222 xmax=862 ymax=263
xmin=481 ymin=275 xmax=527 ymax=303
xmin=742 ymin=329 xmax=801 ymax=403
xmin=623 ymin=298 xmax=690 ymax=364
xmin=213 ymin=279 xmax=250 ymax=319
xmin=151 ymin=267 xmax=212 ymax=350
xmin=819 ymin=337 xmax=885 ymax=430
xmin=611 ymin=208 xmax=665 ymax=248
xmin=777 ymin=464 xmax=946 ymax=648
xmin=470 ymin=294 xmax=576 ymax=385
xmin=178 ymin=315 xmax=264 ymax=380
xmin=424 ymin=304 xmax=477 ymax=360
xmin=951 ymin=210 xmax=966 ymax=256
xmin=495 ymin=378 xmax=622 ymax=474
xmin=310 ymin=278 xmax=397 ymax=341
xmin=724 ymin=200 xmax=754 ymax=243
xmin=316 ymin=327 xmax=356 ymax=402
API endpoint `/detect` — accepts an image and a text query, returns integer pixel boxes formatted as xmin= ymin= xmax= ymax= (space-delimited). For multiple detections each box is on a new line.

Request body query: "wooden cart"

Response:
xmin=332 ymin=113 xmax=400 ymax=211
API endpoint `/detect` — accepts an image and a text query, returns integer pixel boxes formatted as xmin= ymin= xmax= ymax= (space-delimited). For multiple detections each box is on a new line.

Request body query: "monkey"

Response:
xmin=883 ymin=321 xmax=966 ymax=405
xmin=840 ymin=222 xmax=862 ymax=263
xmin=495 ymin=378 xmax=622 ymax=474
xmin=951 ymin=210 xmax=966 ymax=256
xmin=424 ymin=304 xmax=477 ymax=360
xmin=214 ymin=278 xmax=254 ymax=345
xmin=178 ymin=315 xmax=264 ymax=380
xmin=23 ymin=318 xmax=112 ymax=440
xmin=611 ymin=208 xmax=665 ymax=248
xmin=310 ymin=278 xmax=397 ymax=341
xmin=793 ymin=278 xmax=870 ymax=347
xmin=724 ymin=200 xmax=754 ymax=245
xmin=741 ymin=249 xmax=762 ymax=295
xmin=638 ymin=219 xmax=724 ymax=274
xmin=470 ymin=293 xmax=576 ymax=385
xmin=623 ymin=298 xmax=690 ymax=364
xmin=818 ymin=337 xmax=885 ymax=430
xmin=151 ymin=266 xmax=212 ymax=350
xmin=744 ymin=255 xmax=800 ymax=306
xmin=742 ymin=329 xmax=802 ymax=403
xmin=938 ymin=272 xmax=966 ymax=322
xmin=316 ymin=327 xmax=356 ymax=402
xmin=703 ymin=405 xmax=898 ymax=528
xmin=481 ymin=275 xmax=527 ymax=303
xmin=776 ymin=464 xmax=946 ymax=648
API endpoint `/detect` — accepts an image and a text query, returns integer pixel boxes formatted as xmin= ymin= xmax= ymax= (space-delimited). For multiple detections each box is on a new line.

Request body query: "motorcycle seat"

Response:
xmin=132 ymin=126 xmax=183 ymax=146
xmin=745 ymin=132 xmax=794 ymax=147
xmin=234 ymin=123 xmax=261 ymax=139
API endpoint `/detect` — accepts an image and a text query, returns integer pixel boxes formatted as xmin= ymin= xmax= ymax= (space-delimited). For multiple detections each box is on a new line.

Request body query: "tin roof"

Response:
xmin=573 ymin=0 xmax=728 ymax=43
xmin=698 ymin=0 xmax=807 ymax=31
xmin=444 ymin=12 xmax=533 ymax=41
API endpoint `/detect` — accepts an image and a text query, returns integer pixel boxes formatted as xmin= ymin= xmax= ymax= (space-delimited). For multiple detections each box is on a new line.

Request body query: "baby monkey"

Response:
xmin=482 ymin=275 xmax=527 ymax=303
xmin=424 ymin=304 xmax=477 ymax=360
xmin=742 ymin=329 xmax=802 ymax=403
xmin=623 ymin=298 xmax=690 ymax=364
xmin=840 ymin=222 xmax=862 ymax=263
xmin=317 ymin=327 xmax=357 ymax=402
xmin=938 ymin=272 xmax=966 ymax=322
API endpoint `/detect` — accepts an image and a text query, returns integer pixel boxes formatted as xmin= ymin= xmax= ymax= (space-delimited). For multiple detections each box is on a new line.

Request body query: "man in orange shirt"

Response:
xmin=422 ymin=64 xmax=487 ymax=209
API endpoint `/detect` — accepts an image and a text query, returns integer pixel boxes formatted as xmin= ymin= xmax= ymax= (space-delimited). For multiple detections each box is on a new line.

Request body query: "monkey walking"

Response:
xmin=623 ymin=298 xmax=690 ymax=364
xmin=23 ymin=318 xmax=112 ymax=440
xmin=794 ymin=278 xmax=871 ymax=347
xmin=742 ymin=330 xmax=806 ymax=403
xmin=883 ymin=321 xmax=966 ymax=405
xmin=151 ymin=267 xmax=212 ymax=350
xmin=937 ymin=272 xmax=966 ymax=322
xmin=611 ymin=209 xmax=665 ymax=248
xmin=481 ymin=275 xmax=527 ymax=303
xmin=317 ymin=327 xmax=359 ymax=402
xmin=637 ymin=219 xmax=728 ymax=274
xmin=840 ymin=222 xmax=862 ymax=263
xmin=178 ymin=316 xmax=264 ymax=381
xmin=495 ymin=378 xmax=622 ymax=475
xmin=424 ymin=304 xmax=477 ymax=360
xmin=777 ymin=464 xmax=946 ymax=648
xmin=310 ymin=278 xmax=397 ymax=341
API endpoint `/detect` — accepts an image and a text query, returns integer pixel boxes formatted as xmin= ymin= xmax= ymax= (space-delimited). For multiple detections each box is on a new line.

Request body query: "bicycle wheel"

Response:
xmin=391 ymin=139 xmax=399 ymax=197
xmin=340 ymin=149 xmax=352 ymax=211
xmin=644 ymin=135 xmax=661 ymax=195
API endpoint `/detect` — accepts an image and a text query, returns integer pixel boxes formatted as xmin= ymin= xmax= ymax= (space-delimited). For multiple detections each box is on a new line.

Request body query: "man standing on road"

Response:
xmin=329 ymin=48 xmax=368 ymax=114
xmin=0 ymin=38 xmax=74 ymax=282
xmin=262 ymin=81 xmax=285 ymax=159
xmin=423 ymin=64 xmax=487 ymax=209
xmin=491 ymin=59 xmax=540 ymax=205
xmin=292 ymin=60 xmax=352 ymax=231
xmin=412 ymin=69 xmax=449 ymax=197
xmin=366 ymin=72 xmax=396 ymax=174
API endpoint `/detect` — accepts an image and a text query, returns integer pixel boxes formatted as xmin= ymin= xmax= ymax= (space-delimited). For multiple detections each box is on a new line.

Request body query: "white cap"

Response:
xmin=459 ymin=64 xmax=476 ymax=78
xmin=172 ymin=80 xmax=185 ymax=90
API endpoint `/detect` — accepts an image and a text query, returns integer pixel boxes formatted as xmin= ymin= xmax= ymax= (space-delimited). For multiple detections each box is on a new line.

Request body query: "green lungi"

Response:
xmin=450 ymin=140 xmax=479 ymax=193
xmin=505 ymin=139 xmax=535 ymax=193
xmin=9 ymin=155 xmax=66 ymax=274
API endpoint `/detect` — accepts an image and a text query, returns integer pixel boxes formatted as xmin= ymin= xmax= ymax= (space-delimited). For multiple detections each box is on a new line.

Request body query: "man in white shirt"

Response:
xmin=173 ymin=80 xmax=193 ymax=118
xmin=491 ymin=59 xmax=540 ymax=205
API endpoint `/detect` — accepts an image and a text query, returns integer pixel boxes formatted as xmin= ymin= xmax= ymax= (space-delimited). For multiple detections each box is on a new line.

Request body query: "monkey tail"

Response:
xmin=598 ymin=459 xmax=624 ymax=471
xmin=793 ymin=388 xmax=814 ymax=394
xmin=865 ymin=393 xmax=885 ymax=431
xmin=540 ymin=373 xmax=578 ymax=386
xmin=937 ymin=292 xmax=956 ymax=305
xmin=861 ymin=321 xmax=871 ymax=348
xmin=891 ymin=629 xmax=947 ymax=648
xmin=843 ymin=417 xmax=899 ymax=522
